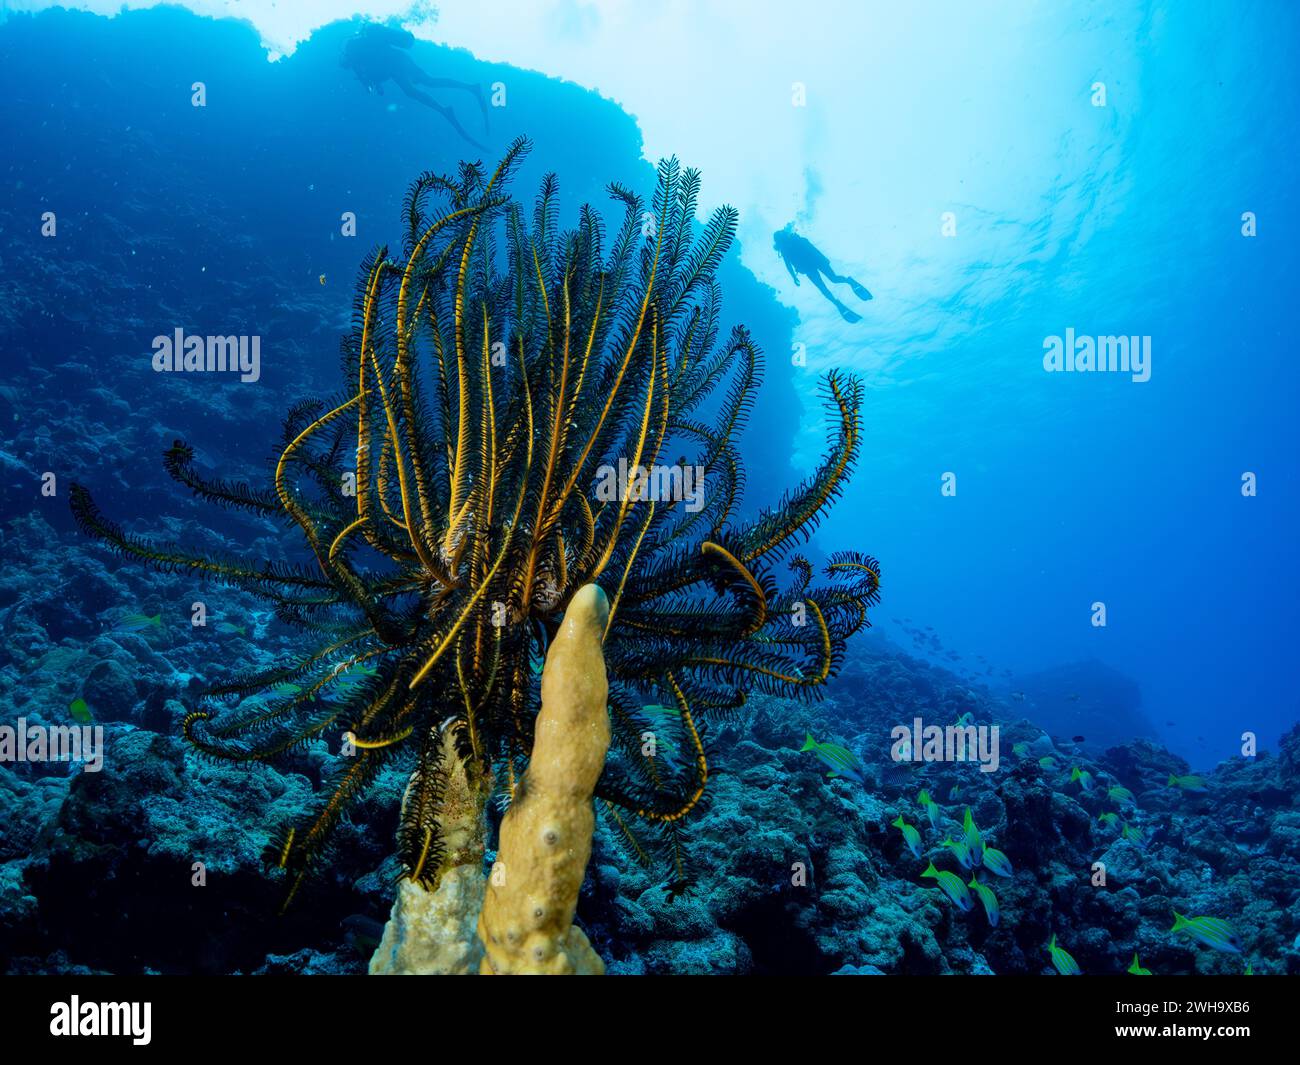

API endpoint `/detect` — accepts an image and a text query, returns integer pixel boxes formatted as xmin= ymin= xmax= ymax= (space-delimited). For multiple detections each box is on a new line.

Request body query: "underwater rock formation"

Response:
xmin=1015 ymin=658 xmax=1157 ymax=750
xmin=3 ymin=566 xmax=1297 ymax=975
xmin=3 ymin=500 xmax=1294 ymax=976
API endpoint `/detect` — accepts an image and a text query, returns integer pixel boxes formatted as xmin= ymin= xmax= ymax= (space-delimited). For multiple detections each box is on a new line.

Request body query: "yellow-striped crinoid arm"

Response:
xmin=589 ymin=314 xmax=661 ymax=582
xmin=549 ymin=192 xmax=666 ymax=526
xmin=740 ymin=371 xmax=862 ymax=564
xmin=274 ymin=392 xmax=365 ymax=574
xmin=68 ymin=484 xmax=331 ymax=592
xmin=394 ymin=203 xmax=493 ymax=560
xmin=442 ymin=216 xmax=483 ymax=558
xmin=700 ymin=540 xmax=767 ymax=637
xmin=826 ymin=551 xmax=882 ymax=602
xmin=604 ymin=499 xmax=657 ymax=641
xmin=408 ymin=413 xmax=534 ymax=690
xmin=687 ymin=596 xmax=834 ymax=688
xmin=516 ymin=262 xmax=570 ymax=610
xmin=352 ymin=255 xmax=388 ymax=544
xmin=632 ymin=672 xmax=708 ymax=826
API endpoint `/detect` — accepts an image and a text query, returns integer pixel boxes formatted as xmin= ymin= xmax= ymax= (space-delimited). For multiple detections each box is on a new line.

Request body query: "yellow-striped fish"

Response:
xmin=799 ymin=732 xmax=865 ymax=784
xmin=1047 ymin=933 xmax=1081 ymax=975
xmin=968 ymin=875 xmax=999 ymax=926
xmin=1170 ymin=912 xmax=1241 ymax=953
xmin=921 ymin=861 xmax=972 ymax=911
xmin=1127 ymin=952 xmax=1151 ymax=975
xmin=891 ymin=815 xmax=923 ymax=859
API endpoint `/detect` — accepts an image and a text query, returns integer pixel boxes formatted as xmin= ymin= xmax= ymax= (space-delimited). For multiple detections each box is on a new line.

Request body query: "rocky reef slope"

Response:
xmin=2 ymin=517 xmax=1293 ymax=975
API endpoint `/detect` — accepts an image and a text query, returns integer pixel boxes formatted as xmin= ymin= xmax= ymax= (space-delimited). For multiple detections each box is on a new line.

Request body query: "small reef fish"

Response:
xmin=1107 ymin=785 xmax=1135 ymax=804
xmin=921 ymin=861 xmax=972 ymax=912
xmin=1046 ymin=934 xmax=1081 ymax=975
xmin=640 ymin=703 xmax=681 ymax=728
xmin=638 ymin=707 xmax=683 ymax=761
xmin=114 ymin=612 xmax=162 ymax=633
xmin=800 ymin=733 xmax=865 ymax=784
xmin=941 ymin=837 xmax=974 ymax=870
xmin=341 ymin=913 xmax=384 ymax=955
xmin=640 ymin=704 xmax=680 ymax=723
xmin=962 ymin=807 xmax=984 ymax=866
xmin=917 ymin=789 xmax=942 ymax=831
xmin=1038 ymin=756 xmax=1056 ymax=768
xmin=968 ymin=875 xmax=999 ymax=926
xmin=1170 ymin=912 xmax=1241 ymax=953
xmin=954 ymin=711 xmax=975 ymax=728
xmin=948 ymin=784 xmax=962 ymax=800
xmin=328 ymin=663 xmax=379 ymax=692
xmin=1012 ymin=742 xmax=1030 ymax=757
xmin=1121 ymin=823 xmax=1144 ymax=842
xmin=68 ymin=697 xmax=93 ymax=724
xmin=215 ymin=621 xmax=248 ymax=636
xmin=1069 ymin=766 xmax=1093 ymax=791
xmin=1127 ymin=953 xmax=1152 ymax=975
xmin=1097 ymin=812 xmax=1119 ymax=827
xmin=1168 ymin=774 xmax=1207 ymax=793
xmin=891 ymin=815 xmax=924 ymax=859
xmin=980 ymin=845 xmax=1013 ymax=878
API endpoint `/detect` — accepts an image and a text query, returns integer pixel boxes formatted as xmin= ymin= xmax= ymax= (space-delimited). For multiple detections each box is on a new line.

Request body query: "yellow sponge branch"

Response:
xmin=477 ymin=584 xmax=610 ymax=975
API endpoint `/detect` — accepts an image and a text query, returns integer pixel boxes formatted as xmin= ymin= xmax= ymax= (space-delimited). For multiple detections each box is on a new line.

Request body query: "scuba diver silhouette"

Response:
xmin=340 ymin=24 xmax=488 ymax=151
xmin=773 ymin=224 xmax=872 ymax=323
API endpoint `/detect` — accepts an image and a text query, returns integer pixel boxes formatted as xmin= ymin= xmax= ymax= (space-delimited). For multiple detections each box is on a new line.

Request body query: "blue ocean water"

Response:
xmin=825 ymin=3 xmax=1300 ymax=763
xmin=1 ymin=3 xmax=1297 ymax=980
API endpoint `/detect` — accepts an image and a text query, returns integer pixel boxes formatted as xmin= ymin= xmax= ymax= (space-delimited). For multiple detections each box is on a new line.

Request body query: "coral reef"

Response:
xmin=3 ymin=539 xmax=1296 ymax=975
xmin=577 ymin=644 xmax=1300 ymax=975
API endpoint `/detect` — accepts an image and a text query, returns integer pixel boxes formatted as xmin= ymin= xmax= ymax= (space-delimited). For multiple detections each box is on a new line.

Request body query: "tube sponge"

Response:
xmin=477 ymin=584 xmax=610 ymax=974
xmin=368 ymin=869 xmax=485 ymax=975
xmin=370 ymin=726 xmax=487 ymax=975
